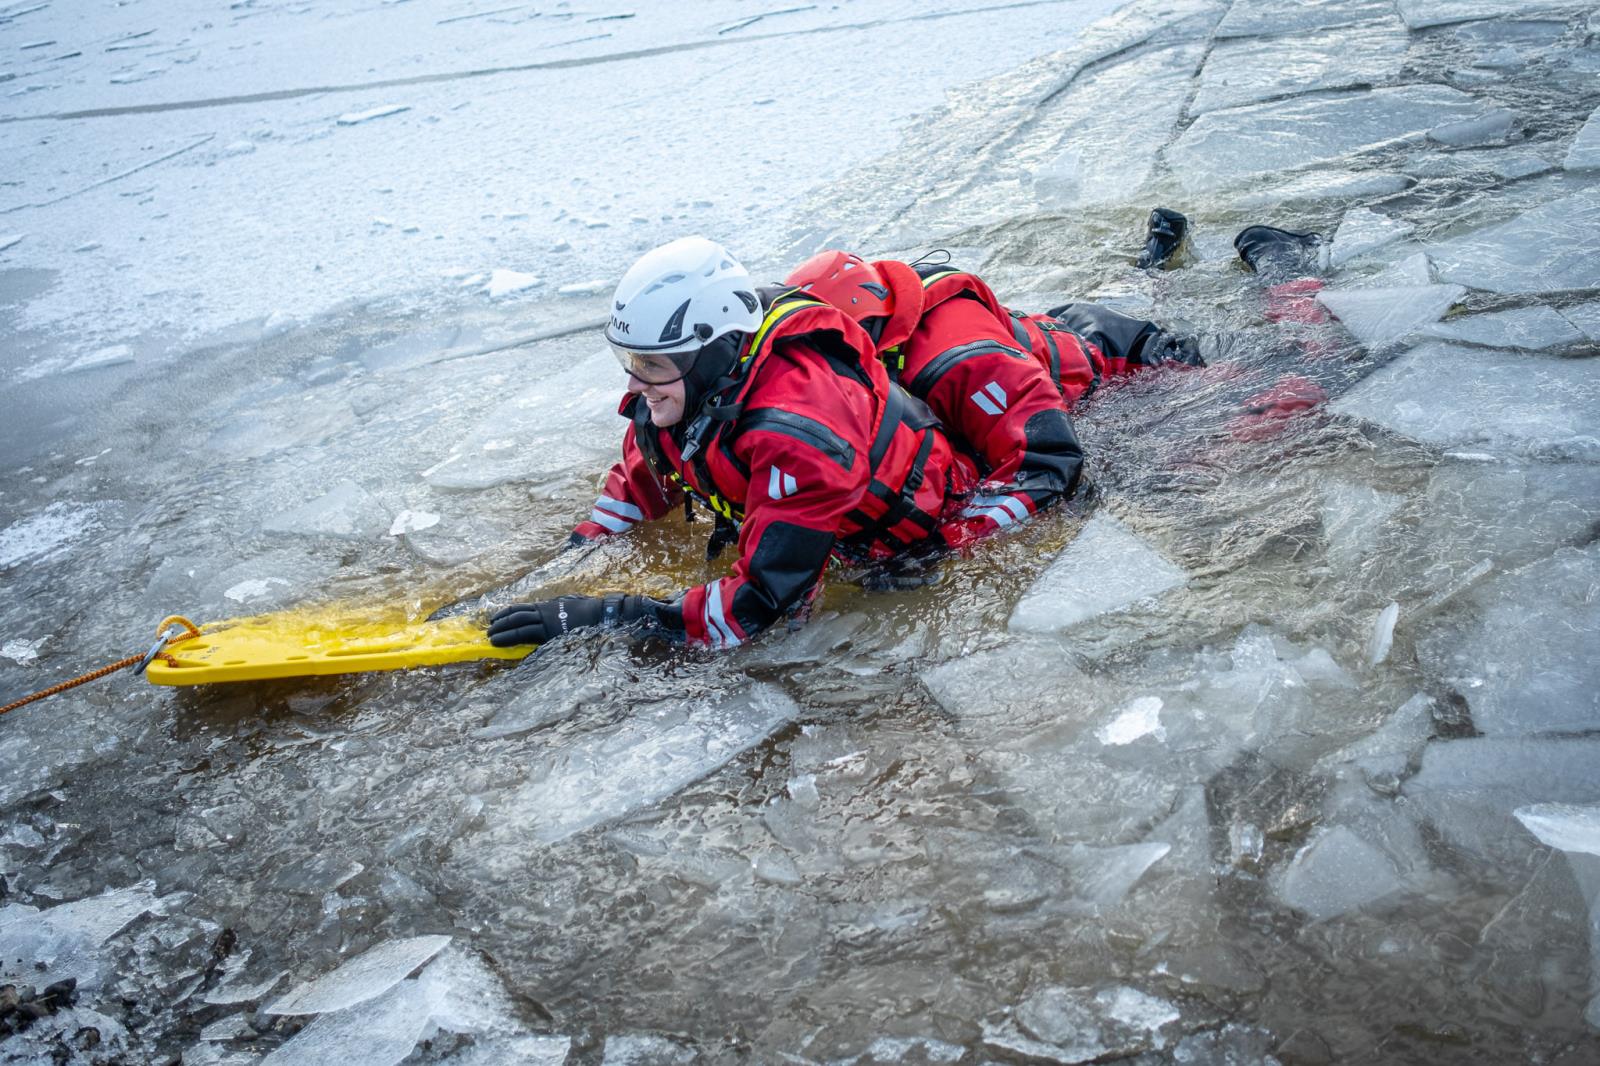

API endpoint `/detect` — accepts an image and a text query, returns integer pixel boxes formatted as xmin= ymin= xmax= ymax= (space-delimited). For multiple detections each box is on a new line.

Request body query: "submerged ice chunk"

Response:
xmin=263 ymin=480 xmax=389 ymax=539
xmin=1406 ymin=737 xmax=1600 ymax=860
xmin=1319 ymin=480 xmax=1402 ymax=570
xmin=603 ymin=1034 xmax=698 ymax=1065
xmin=1416 ymin=544 xmax=1600 ymax=736
xmin=1420 ymin=305 xmax=1585 ymax=350
xmin=1170 ymin=85 xmax=1485 ymax=192
xmin=1235 ymin=170 xmax=1413 ymax=208
xmin=492 ymin=683 xmax=800 ymax=844
xmin=1332 ymin=342 xmax=1600 ymax=457
xmin=1516 ymin=804 xmax=1600 ymax=857
xmin=1315 ymin=284 xmax=1464 ymax=346
xmin=1278 ymin=825 xmax=1405 ymax=920
xmin=1009 ymin=514 xmax=1186 ymax=633
xmin=266 ymin=934 xmax=451 ymax=1015
xmin=1429 ymin=190 xmax=1600 ymax=294
xmin=1330 ymin=208 xmax=1415 ymax=269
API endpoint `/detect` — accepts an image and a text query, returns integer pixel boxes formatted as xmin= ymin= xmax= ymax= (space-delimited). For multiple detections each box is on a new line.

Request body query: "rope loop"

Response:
xmin=0 ymin=615 xmax=204 ymax=717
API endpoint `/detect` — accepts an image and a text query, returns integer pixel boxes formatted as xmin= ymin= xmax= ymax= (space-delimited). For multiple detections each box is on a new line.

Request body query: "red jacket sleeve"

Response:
xmin=571 ymin=419 xmax=679 ymax=542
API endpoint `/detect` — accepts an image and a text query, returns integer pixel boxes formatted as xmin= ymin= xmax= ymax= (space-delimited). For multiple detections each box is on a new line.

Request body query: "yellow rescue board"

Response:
xmin=145 ymin=609 xmax=533 ymax=686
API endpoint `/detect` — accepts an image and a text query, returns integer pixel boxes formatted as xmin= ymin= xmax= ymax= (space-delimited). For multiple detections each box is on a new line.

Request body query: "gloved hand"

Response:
xmin=487 ymin=594 xmax=649 ymax=646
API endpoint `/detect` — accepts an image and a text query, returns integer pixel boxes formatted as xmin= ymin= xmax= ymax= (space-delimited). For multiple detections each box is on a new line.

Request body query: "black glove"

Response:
xmin=487 ymin=594 xmax=650 ymax=647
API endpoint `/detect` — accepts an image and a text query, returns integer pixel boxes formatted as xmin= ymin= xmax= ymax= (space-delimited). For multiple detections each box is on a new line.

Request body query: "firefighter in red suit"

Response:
xmin=487 ymin=236 xmax=980 ymax=651
xmin=783 ymin=251 xmax=1201 ymax=545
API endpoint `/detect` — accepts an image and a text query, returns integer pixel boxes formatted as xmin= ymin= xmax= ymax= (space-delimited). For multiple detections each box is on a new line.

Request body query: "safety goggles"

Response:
xmin=611 ymin=343 xmax=702 ymax=386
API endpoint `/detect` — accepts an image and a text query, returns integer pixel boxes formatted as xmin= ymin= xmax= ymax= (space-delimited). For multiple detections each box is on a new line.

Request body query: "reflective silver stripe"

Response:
xmin=597 ymin=494 xmax=645 ymax=522
xmin=971 ymin=390 xmax=1003 ymax=417
xmin=997 ymin=495 xmax=1030 ymax=523
xmin=703 ymin=579 xmax=741 ymax=648
xmin=588 ymin=509 xmax=634 ymax=533
xmin=766 ymin=465 xmax=798 ymax=499
xmin=971 ymin=505 xmax=1017 ymax=528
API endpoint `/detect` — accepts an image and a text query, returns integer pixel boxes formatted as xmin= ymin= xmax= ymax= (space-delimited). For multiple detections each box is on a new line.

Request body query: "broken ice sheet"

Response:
xmin=0 ymin=502 xmax=99 ymax=568
xmin=260 ymin=970 xmax=437 ymax=1066
xmin=1170 ymin=85 xmax=1486 ymax=193
xmin=1396 ymin=0 xmax=1575 ymax=30
xmin=1419 ymin=305 xmax=1585 ymax=350
xmin=1009 ymin=513 xmax=1186 ymax=633
xmin=265 ymin=934 xmax=451 ymax=1015
xmin=1330 ymin=207 xmax=1415 ymax=269
xmin=1319 ymin=480 xmax=1402 ymax=571
xmin=1277 ymin=824 xmax=1410 ymax=921
xmin=1191 ymin=23 xmax=1408 ymax=116
xmin=1332 ymin=342 xmax=1600 ymax=458
xmin=483 ymin=268 xmax=542 ymax=298
xmin=0 ymin=881 xmax=166 ymax=989
xmin=1096 ymin=696 xmax=1166 ymax=746
xmin=1214 ymin=0 xmax=1397 ymax=37
xmin=1428 ymin=189 xmax=1600 ymax=294
xmin=484 ymin=683 xmax=799 ymax=844
xmin=1315 ymin=283 xmax=1464 ymax=347
xmin=1567 ymin=104 xmax=1600 ymax=172
xmin=1415 ymin=544 xmax=1600 ymax=736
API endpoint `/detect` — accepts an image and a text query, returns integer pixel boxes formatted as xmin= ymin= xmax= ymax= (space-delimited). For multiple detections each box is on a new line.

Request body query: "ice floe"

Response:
xmin=1419 ymin=305 xmax=1586 ymax=349
xmin=1332 ymin=342 xmax=1600 ymax=457
xmin=1329 ymin=207 xmax=1415 ymax=269
xmin=1009 ymin=513 xmax=1186 ymax=633
xmin=1567 ymin=105 xmax=1600 ymax=171
xmin=1415 ymin=544 xmax=1600 ymax=736
xmin=1171 ymin=85 xmax=1487 ymax=193
xmin=1192 ymin=24 xmax=1408 ymax=116
xmin=1428 ymin=190 xmax=1600 ymax=294
xmin=1315 ymin=283 xmax=1464 ymax=346
xmin=1277 ymin=825 xmax=1408 ymax=921
xmin=487 ymin=683 xmax=800 ymax=844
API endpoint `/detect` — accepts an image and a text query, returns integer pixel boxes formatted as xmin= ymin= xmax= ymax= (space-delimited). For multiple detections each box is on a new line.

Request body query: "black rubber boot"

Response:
xmin=1136 ymin=207 xmax=1190 ymax=269
xmin=1233 ymin=224 xmax=1323 ymax=278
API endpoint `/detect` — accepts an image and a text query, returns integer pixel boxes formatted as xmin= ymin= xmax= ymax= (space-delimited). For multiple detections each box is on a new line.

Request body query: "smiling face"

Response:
xmin=626 ymin=372 xmax=688 ymax=427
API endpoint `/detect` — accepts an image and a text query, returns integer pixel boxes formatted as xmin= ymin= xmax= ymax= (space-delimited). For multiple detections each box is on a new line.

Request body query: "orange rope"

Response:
xmin=0 ymin=616 xmax=201 ymax=717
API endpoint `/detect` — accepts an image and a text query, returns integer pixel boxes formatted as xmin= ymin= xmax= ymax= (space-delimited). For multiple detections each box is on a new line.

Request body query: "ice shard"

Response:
xmin=1009 ymin=514 xmax=1187 ymax=633
xmin=1315 ymin=284 xmax=1464 ymax=346
xmin=488 ymin=684 xmax=800 ymax=844
xmin=1330 ymin=207 xmax=1416 ymax=269
xmin=265 ymin=935 xmax=452 ymax=1016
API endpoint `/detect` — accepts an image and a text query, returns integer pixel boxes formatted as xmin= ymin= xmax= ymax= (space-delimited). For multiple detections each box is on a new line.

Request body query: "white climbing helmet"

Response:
xmin=606 ymin=236 xmax=763 ymax=383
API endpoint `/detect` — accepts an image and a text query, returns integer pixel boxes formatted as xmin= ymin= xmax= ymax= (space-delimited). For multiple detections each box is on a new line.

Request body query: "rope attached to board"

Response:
xmin=0 ymin=616 xmax=201 ymax=717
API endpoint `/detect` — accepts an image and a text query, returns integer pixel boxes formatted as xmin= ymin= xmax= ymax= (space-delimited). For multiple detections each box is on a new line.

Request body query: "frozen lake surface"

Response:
xmin=3 ymin=0 xmax=1600 ymax=1062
